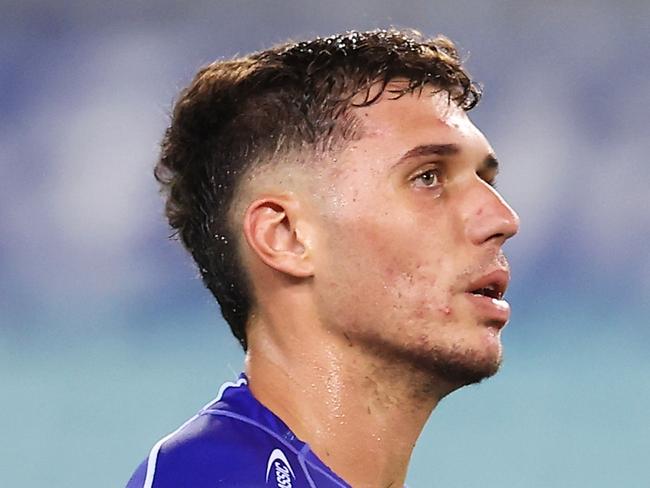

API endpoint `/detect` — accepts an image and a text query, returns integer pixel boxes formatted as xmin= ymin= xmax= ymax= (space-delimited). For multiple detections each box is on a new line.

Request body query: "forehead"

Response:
xmin=346 ymin=87 xmax=491 ymax=163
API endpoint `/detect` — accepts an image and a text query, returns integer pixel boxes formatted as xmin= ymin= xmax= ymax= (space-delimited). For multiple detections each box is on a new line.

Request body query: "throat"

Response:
xmin=246 ymin=344 xmax=440 ymax=488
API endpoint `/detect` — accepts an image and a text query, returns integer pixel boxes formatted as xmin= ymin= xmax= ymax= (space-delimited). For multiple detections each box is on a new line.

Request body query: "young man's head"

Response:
xmin=156 ymin=29 xmax=519 ymax=388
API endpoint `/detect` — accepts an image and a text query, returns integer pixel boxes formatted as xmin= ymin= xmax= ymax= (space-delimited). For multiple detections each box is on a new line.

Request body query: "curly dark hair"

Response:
xmin=155 ymin=29 xmax=482 ymax=350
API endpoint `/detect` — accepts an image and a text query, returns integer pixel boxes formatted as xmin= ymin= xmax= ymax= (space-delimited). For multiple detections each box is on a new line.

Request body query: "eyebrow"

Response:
xmin=393 ymin=143 xmax=500 ymax=173
xmin=396 ymin=143 xmax=460 ymax=164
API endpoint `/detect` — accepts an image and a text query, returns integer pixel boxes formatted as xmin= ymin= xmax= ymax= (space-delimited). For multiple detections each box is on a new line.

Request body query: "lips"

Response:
xmin=465 ymin=269 xmax=511 ymax=325
xmin=467 ymin=269 xmax=509 ymax=300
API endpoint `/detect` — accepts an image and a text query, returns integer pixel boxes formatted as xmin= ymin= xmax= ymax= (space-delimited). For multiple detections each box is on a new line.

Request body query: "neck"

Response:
xmin=245 ymin=312 xmax=450 ymax=488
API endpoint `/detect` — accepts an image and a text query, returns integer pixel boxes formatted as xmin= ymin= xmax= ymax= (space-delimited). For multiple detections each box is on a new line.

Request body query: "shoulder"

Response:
xmin=129 ymin=412 xmax=324 ymax=488
xmin=126 ymin=408 xmax=280 ymax=487
xmin=153 ymin=409 xmax=277 ymax=487
xmin=125 ymin=378 xmax=350 ymax=488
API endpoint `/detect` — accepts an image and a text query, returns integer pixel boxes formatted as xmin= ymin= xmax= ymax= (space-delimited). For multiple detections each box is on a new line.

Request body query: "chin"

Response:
xmin=392 ymin=345 xmax=503 ymax=400
xmin=433 ymin=325 xmax=505 ymax=386
xmin=432 ymin=353 xmax=502 ymax=388
xmin=411 ymin=340 xmax=503 ymax=390
xmin=359 ymin=327 xmax=504 ymax=391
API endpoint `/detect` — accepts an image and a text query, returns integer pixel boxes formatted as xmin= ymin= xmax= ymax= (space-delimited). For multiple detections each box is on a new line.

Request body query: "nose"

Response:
xmin=465 ymin=182 xmax=520 ymax=246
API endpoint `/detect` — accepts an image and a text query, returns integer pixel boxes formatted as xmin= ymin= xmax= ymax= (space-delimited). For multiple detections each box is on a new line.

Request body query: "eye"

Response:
xmin=412 ymin=168 xmax=442 ymax=188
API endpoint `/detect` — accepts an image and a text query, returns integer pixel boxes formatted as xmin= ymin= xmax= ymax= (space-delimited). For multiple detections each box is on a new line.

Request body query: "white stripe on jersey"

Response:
xmin=142 ymin=378 xmax=248 ymax=488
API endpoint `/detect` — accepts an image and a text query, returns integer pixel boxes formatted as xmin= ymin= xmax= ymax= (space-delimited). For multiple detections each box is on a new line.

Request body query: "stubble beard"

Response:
xmin=364 ymin=333 xmax=503 ymax=398
xmin=420 ymin=343 xmax=502 ymax=390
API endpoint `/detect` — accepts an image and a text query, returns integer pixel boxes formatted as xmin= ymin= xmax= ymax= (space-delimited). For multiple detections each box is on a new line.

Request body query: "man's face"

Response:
xmin=309 ymin=87 xmax=520 ymax=388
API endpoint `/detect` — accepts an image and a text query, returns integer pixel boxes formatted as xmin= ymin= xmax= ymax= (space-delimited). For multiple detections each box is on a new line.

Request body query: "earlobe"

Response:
xmin=243 ymin=197 xmax=314 ymax=278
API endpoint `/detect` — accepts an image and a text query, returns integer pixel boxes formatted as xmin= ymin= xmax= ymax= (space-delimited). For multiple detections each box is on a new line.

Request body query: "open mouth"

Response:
xmin=469 ymin=284 xmax=503 ymax=300
xmin=465 ymin=269 xmax=511 ymax=323
xmin=466 ymin=269 xmax=509 ymax=300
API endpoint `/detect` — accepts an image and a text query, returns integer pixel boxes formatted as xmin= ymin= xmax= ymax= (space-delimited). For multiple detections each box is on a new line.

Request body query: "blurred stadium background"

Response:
xmin=1 ymin=1 xmax=649 ymax=486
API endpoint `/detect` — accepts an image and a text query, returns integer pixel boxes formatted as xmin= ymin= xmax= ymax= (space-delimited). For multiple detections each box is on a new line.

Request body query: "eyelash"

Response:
xmin=410 ymin=167 xmax=498 ymax=189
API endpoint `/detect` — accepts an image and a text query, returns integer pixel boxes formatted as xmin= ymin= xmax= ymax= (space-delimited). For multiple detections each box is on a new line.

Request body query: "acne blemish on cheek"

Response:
xmin=438 ymin=306 xmax=452 ymax=316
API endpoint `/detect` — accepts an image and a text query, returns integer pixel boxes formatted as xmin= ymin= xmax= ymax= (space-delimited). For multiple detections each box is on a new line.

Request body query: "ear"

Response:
xmin=242 ymin=195 xmax=314 ymax=278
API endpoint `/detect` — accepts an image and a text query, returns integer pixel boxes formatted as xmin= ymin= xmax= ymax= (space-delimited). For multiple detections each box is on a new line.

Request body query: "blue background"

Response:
xmin=2 ymin=1 xmax=649 ymax=486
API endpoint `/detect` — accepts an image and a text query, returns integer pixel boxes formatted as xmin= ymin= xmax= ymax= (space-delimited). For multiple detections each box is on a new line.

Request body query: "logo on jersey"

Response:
xmin=265 ymin=448 xmax=296 ymax=487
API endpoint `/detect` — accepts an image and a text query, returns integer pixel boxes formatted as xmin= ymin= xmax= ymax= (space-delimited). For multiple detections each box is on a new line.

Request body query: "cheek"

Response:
xmin=314 ymin=181 xmax=463 ymax=329
xmin=383 ymin=262 xmax=454 ymax=324
xmin=324 ymin=221 xmax=455 ymax=327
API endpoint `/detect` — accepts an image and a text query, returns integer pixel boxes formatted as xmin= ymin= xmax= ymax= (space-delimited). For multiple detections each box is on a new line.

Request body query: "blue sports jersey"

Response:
xmin=126 ymin=374 xmax=351 ymax=487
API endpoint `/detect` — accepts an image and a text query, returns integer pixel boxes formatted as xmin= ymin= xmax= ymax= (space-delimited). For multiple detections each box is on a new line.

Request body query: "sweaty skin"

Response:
xmin=241 ymin=86 xmax=519 ymax=488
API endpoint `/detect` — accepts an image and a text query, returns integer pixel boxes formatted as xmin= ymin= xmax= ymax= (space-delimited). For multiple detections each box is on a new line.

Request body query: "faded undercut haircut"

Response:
xmin=155 ymin=29 xmax=482 ymax=350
